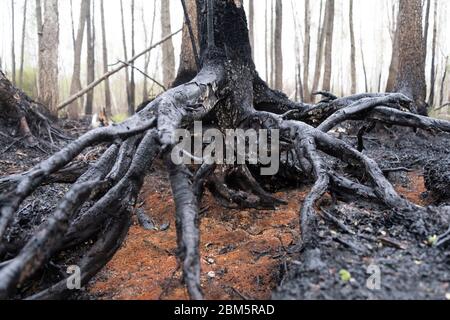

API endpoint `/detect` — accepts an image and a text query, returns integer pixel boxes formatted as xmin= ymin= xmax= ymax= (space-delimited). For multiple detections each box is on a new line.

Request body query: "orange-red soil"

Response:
xmin=88 ymin=170 xmax=425 ymax=300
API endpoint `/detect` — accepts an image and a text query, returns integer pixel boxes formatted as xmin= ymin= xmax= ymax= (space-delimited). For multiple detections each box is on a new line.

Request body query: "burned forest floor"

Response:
xmin=1 ymin=120 xmax=449 ymax=300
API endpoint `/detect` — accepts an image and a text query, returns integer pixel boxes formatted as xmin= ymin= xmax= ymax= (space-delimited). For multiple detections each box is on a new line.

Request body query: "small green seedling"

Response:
xmin=339 ymin=269 xmax=352 ymax=283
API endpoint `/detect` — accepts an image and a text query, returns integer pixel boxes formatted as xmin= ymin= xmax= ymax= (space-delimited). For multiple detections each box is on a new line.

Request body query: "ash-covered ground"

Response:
xmin=1 ymin=122 xmax=449 ymax=300
xmin=274 ymin=128 xmax=450 ymax=300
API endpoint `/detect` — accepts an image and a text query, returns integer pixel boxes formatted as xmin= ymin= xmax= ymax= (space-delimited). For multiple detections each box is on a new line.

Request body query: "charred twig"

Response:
xmin=436 ymin=227 xmax=450 ymax=247
xmin=320 ymin=208 xmax=355 ymax=235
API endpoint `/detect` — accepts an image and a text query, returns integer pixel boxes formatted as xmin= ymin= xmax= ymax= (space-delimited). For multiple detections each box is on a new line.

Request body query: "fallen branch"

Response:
xmin=434 ymin=102 xmax=450 ymax=111
xmin=117 ymin=59 xmax=166 ymax=91
xmin=57 ymin=29 xmax=181 ymax=111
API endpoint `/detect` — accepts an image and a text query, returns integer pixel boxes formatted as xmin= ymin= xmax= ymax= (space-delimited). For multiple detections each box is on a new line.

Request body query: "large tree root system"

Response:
xmin=1 ymin=0 xmax=449 ymax=300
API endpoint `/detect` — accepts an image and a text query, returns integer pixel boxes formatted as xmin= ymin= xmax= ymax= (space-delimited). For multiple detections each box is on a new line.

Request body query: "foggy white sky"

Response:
xmin=0 ymin=0 xmax=449 ymax=102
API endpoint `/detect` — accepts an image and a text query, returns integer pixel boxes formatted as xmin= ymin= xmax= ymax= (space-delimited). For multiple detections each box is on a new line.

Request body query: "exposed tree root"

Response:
xmin=166 ymin=157 xmax=202 ymax=300
xmin=27 ymin=213 xmax=132 ymax=300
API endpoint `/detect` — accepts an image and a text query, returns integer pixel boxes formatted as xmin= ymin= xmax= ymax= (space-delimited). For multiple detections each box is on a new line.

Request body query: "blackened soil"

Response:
xmin=274 ymin=129 xmax=450 ymax=300
xmin=1 ymin=123 xmax=449 ymax=300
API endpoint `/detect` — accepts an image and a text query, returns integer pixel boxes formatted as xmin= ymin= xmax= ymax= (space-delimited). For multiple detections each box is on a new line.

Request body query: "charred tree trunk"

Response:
xmin=161 ymin=0 xmax=176 ymax=88
xmin=100 ymin=0 xmax=112 ymax=116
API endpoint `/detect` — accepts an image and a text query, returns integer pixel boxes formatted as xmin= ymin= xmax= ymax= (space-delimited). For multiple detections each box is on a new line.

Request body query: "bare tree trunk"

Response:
xmin=270 ymin=0 xmax=275 ymax=88
xmin=35 ymin=0 xmax=42 ymax=97
xmin=311 ymin=0 xmax=326 ymax=99
xmin=423 ymin=0 xmax=431 ymax=50
xmin=142 ymin=2 xmax=157 ymax=101
xmin=264 ymin=0 xmax=269 ymax=82
xmin=70 ymin=0 xmax=76 ymax=49
xmin=349 ymin=0 xmax=356 ymax=94
xmin=439 ymin=56 xmax=448 ymax=107
xmin=303 ymin=0 xmax=311 ymax=100
xmin=37 ymin=0 xmax=59 ymax=116
xmin=19 ymin=0 xmax=28 ymax=88
xmin=120 ymin=0 xmax=131 ymax=115
xmin=249 ymin=0 xmax=254 ymax=59
xmin=161 ymin=0 xmax=175 ymax=88
xmin=173 ymin=0 xmax=199 ymax=87
xmin=100 ymin=0 xmax=112 ymax=116
xmin=68 ymin=0 xmax=89 ymax=120
xmin=11 ymin=0 xmax=16 ymax=85
xmin=428 ymin=0 xmax=437 ymax=108
xmin=291 ymin=0 xmax=302 ymax=101
xmin=394 ymin=0 xmax=427 ymax=114
xmin=386 ymin=5 xmax=399 ymax=92
xmin=322 ymin=0 xmax=334 ymax=92
xmin=361 ymin=39 xmax=368 ymax=93
xmin=274 ymin=0 xmax=283 ymax=91
xmin=85 ymin=0 xmax=95 ymax=116
xmin=129 ymin=0 xmax=136 ymax=115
